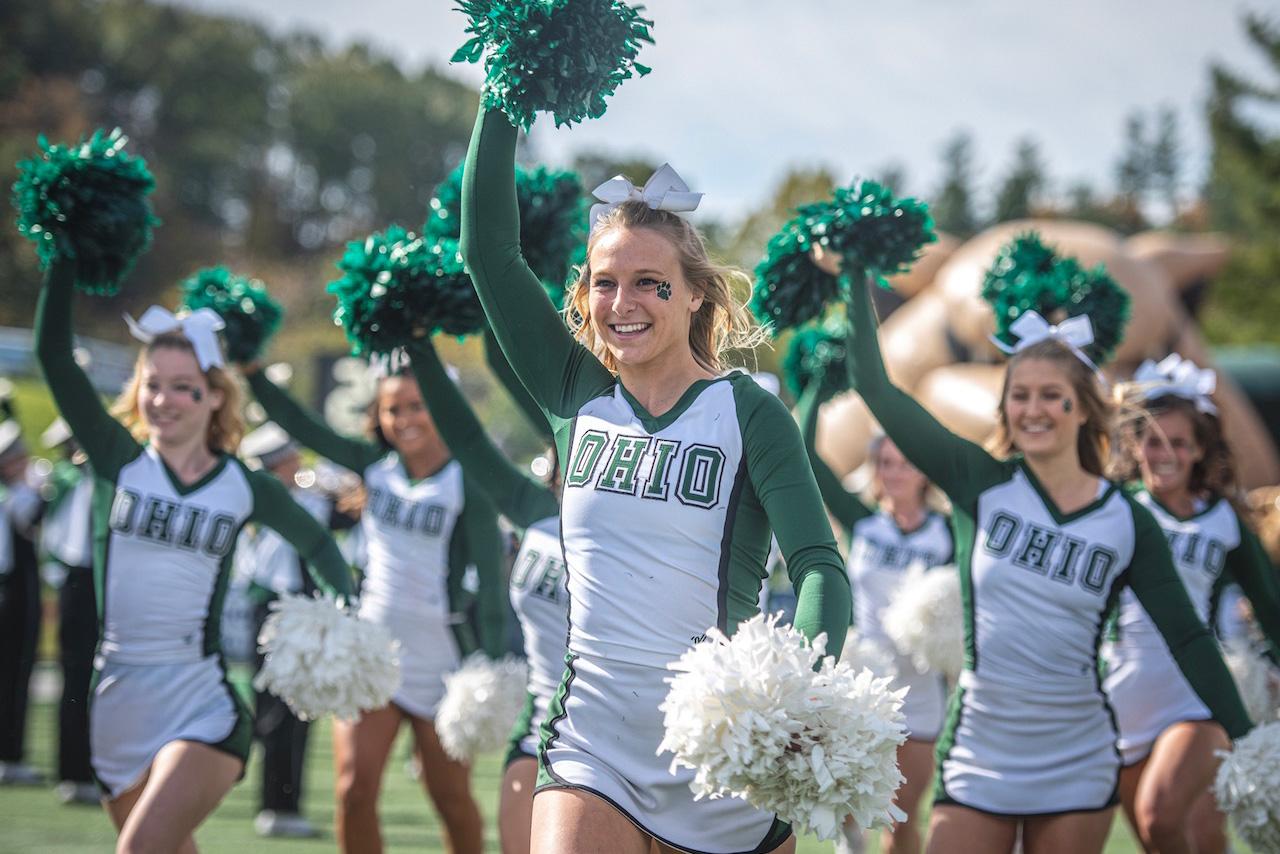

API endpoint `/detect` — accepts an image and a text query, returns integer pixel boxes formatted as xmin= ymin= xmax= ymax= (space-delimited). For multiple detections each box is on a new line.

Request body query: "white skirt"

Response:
xmin=91 ymin=655 xmax=251 ymax=798
xmin=359 ymin=602 xmax=461 ymax=720
xmin=538 ymin=653 xmax=791 ymax=854
xmin=1102 ymin=639 xmax=1211 ymax=765
xmin=894 ymin=654 xmax=948 ymax=742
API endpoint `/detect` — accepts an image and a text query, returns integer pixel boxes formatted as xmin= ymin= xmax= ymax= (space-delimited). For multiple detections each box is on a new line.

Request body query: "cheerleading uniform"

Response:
xmin=797 ymin=385 xmax=953 ymax=740
xmin=842 ymin=274 xmax=1252 ymax=817
xmin=1103 ymin=489 xmax=1280 ymax=765
xmin=33 ymin=265 xmax=354 ymax=798
xmin=405 ymin=340 xmax=566 ymax=767
xmin=462 ymin=107 xmax=850 ymax=854
xmin=246 ymin=371 xmax=506 ymax=718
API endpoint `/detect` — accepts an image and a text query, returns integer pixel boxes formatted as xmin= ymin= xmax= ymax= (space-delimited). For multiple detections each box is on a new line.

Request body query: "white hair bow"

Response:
xmin=124 ymin=306 xmax=226 ymax=372
xmin=1133 ymin=353 xmax=1218 ymax=415
xmin=589 ymin=163 xmax=703 ymax=231
xmin=990 ymin=310 xmax=1099 ymax=373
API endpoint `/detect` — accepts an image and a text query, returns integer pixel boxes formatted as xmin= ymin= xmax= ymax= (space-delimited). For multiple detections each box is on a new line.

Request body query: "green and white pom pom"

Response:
xmin=981 ymin=232 xmax=1131 ymax=365
xmin=452 ymin=0 xmax=654 ymax=130
xmin=783 ymin=318 xmax=850 ymax=402
xmin=752 ymin=180 xmax=935 ymax=332
xmin=328 ymin=226 xmax=485 ymax=359
xmin=424 ymin=162 xmax=587 ymax=309
xmin=179 ymin=267 xmax=283 ymax=364
xmin=12 ymin=128 xmax=157 ymax=295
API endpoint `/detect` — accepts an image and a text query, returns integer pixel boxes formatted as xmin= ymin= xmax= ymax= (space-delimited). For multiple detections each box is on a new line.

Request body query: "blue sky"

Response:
xmin=170 ymin=0 xmax=1273 ymax=218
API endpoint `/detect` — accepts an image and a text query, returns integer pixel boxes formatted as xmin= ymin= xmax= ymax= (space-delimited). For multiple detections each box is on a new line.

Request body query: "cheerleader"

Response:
xmin=1104 ymin=355 xmax=1280 ymax=853
xmin=240 ymin=353 xmax=506 ymax=854
xmin=32 ymin=259 xmax=355 ymax=852
xmin=832 ymin=263 xmax=1252 ymax=854
xmin=406 ymin=337 xmax=562 ymax=854
xmin=797 ymin=383 xmax=951 ymax=854
xmin=461 ymin=105 xmax=851 ymax=854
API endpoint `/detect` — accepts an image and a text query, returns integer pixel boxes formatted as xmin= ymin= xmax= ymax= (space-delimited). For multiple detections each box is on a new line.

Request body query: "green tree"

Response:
xmin=992 ymin=138 xmax=1047 ymax=223
xmin=1150 ymin=105 xmax=1181 ymax=219
xmin=931 ymin=131 xmax=980 ymax=237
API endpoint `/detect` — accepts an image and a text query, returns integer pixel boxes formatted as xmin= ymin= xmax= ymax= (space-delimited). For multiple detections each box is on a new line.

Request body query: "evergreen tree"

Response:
xmin=992 ymin=138 xmax=1047 ymax=223
xmin=932 ymin=131 xmax=980 ymax=237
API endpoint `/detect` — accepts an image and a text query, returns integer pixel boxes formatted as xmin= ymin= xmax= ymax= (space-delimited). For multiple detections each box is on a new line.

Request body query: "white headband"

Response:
xmin=589 ymin=163 xmax=703 ymax=231
xmin=1133 ymin=353 xmax=1218 ymax=415
xmin=990 ymin=310 xmax=1099 ymax=374
xmin=124 ymin=306 xmax=226 ymax=371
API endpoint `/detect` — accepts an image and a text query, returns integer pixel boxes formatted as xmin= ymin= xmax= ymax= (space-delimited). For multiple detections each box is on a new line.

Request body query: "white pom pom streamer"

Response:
xmin=435 ymin=654 xmax=530 ymax=762
xmin=1223 ymin=640 xmax=1279 ymax=725
xmin=841 ymin=631 xmax=899 ymax=682
xmin=255 ymin=594 xmax=400 ymax=721
xmin=657 ymin=614 xmax=908 ymax=841
xmin=1214 ymin=721 xmax=1280 ymax=853
xmin=881 ymin=565 xmax=964 ymax=680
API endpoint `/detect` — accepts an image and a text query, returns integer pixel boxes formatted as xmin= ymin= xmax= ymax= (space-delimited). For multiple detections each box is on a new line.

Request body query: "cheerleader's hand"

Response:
xmin=810 ymin=244 xmax=843 ymax=276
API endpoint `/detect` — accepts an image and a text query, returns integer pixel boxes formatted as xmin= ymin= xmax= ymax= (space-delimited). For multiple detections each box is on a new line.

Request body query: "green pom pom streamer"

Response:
xmin=752 ymin=179 xmax=936 ymax=332
xmin=424 ymin=162 xmax=587 ymax=310
xmin=981 ymin=232 xmax=1131 ymax=365
xmin=11 ymin=128 xmax=158 ymax=296
xmin=179 ymin=267 xmax=283 ymax=364
xmin=783 ymin=319 xmax=851 ymax=403
xmin=328 ymin=227 xmax=486 ymax=359
xmin=452 ymin=0 xmax=654 ymax=130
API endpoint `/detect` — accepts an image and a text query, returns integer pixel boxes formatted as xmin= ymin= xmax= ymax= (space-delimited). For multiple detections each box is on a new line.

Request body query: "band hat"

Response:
xmin=41 ymin=417 xmax=74 ymax=449
xmin=240 ymin=421 xmax=298 ymax=470
xmin=0 ymin=420 xmax=27 ymax=464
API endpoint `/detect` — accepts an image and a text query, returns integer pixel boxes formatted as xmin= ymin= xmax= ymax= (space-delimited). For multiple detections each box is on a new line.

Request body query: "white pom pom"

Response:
xmin=657 ymin=614 xmax=908 ymax=841
xmin=1215 ymin=721 xmax=1280 ymax=853
xmin=1223 ymin=640 xmax=1279 ymax=725
xmin=254 ymin=594 xmax=400 ymax=721
xmin=435 ymin=654 xmax=530 ymax=762
xmin=881 ymin=565 xmax=964 ymax=680
xmin=841 ymin=631 xmax=898 ymax=682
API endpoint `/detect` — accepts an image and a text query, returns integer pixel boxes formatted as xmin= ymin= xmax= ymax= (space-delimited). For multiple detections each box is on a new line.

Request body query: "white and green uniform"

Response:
xmin=798 ymin=383 xmax=953 ymax=739
xmin=1104 ymin=489 xmax=1280 ymax=764
xmin=462 ymin=108 xmax=851 ymax=854
xmin=406 ymin=340 xmax=567 ymax=767
xmin=33 ymin=264 xmax=354 ymax=798
xmin=246 ymin=371 xmax=506 ymax=719
xmin=843 ymin=274 xmax=1252 ymax=817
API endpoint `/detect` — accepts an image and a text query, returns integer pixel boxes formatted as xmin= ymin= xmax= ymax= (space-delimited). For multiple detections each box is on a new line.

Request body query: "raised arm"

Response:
xmin=248 ymin=469 xmax=354 ymax=600
xmin=449 ymin=479 xmax=507 ymax=658
xmin=795 ymin=381 xmax=871 ymax=532
xmin=1127 ymin=500 xmax=1252 ymax=739
xmin=845 ymin=273 xmax=1005 ymax=508
xmin=1223 ymin=523 xmax=1280 ymax=660
xmin=405 ymin=338 xmax=558 ymax=528
xmin=245 ymin=370 xmax=382 ymax=475
xmin=33 ymin=261 xmax=138 ymax=479
xmin=483 ymin=329 xmax=554 ymax=443
xmin=459 ymin=107 xmax=613 ymax=425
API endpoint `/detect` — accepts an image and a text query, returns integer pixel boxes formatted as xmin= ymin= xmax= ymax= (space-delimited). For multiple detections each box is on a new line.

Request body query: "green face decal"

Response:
xmin=655 ymin=281 xmax=672 ymax=301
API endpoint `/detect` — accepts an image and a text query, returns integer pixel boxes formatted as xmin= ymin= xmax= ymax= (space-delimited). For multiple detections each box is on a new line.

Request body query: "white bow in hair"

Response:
xmin=124 ymin=306 xmax=226 ymax=372
xmin=1133 ymin=353 xmax=1218 ymax=415
xmin=990 ymin=310 xmax=1099 ymax=373
xmin=589 ymin=163 xmax=703 ymax=231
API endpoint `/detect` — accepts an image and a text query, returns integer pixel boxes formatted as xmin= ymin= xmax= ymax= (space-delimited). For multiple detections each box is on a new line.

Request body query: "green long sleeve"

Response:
xmin=1223 ymin=524 xmax=1280 ymax=660
xmin=845 ymin=274 xmax=1006 ymax=509
xmin=459 ymin=107 xmax=613 ymax=444
xmin=447 ymin=478 xmax=507 ymax=658
xmin=246 ymin=371 xmax=383 ymax=474
xmin=247 ymin=468 xmax=353 ymax=599
xmin=796 ymin=381 xmax=871 ymax=533
xmin=405 ymin=339 xmax=558 ymax=528
xmin=1127 ymin=499 xmax=1253 ymax=739
xmin=33 ymin=261 xmax=139 ymax=480
xmin=484 ymin=329 xmax=554 ymax=443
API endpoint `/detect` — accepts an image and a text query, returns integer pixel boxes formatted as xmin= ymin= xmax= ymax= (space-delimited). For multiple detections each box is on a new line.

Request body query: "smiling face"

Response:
xmin=586 ymin=226 xmax=703 ymax=372
xmin=874 ymin=437 xmax=928 ymax=507
xmin=138 ymin=345 xmax=223 ymax=448
xmin=375 ymin=375 xmax=443 ymax=460
xmin=1002 ymin=356 xmax=1088 ymax=462
xmin=1137 ymin=408 xmax=1203 ymax=499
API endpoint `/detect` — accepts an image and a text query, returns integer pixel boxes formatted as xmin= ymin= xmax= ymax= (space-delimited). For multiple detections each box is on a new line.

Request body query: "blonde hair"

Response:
xmin=988 ymin=340 xmax=1112 ymax=477
xmin=110 ymin=332 xmax=245 ymax=454
xmin=564 ymin=201 xmax=768 ymax=373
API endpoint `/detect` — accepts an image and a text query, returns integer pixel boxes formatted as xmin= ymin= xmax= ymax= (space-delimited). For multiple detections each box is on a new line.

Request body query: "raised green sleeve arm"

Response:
xmin=1127 ymin=500 xmax=1252 ymax=739
xmin=33 ymin=261 xmax=139 ymax=480
xmin=451 ymin=477 xmax=507 ymax=658
xmin=460 ymin=107 xmax=613 ymax=429
xmin=405 ymin=339 xmax=558 ymax=529
xmin=796 ymin=381 xmax=871 ymax=531
xmin=484 ymin=329 xmax=554 ymax=443
xmin=246 ymin=371 xmax=383 ymax=475
xmin=248 ymin=469 xmax=354 ymax=600
xmin=845 ymin=274 xmax=1005 ymax=508
xmin=741 ymin=383 xmax=851 ymax=658
xmin=1224 ymin=522 xmax=1280 ymax=660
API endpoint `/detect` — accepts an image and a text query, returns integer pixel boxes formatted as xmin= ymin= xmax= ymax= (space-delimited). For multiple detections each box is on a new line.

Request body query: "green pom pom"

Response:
xmin=751 ymin=180 xmax=936 ymax=332
xmin=179 ymin=267 xmax=283 ymax=363
xmin=783 ymin=319 xmax=851 ymax=402
xmin=452 ymin=0 xmax=655 ymax=130
xmin=424 ymin=162 xmax=588 ymax=310
xmin=11 ymin=128 xmax=158 ymax=295
xmin=328 ymin=227 xmax=485 ymax=358
xmin=982 ymin=232 xmax=1131 ymax=364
